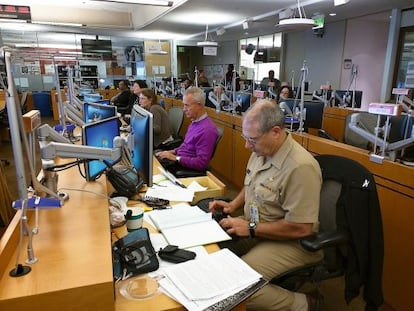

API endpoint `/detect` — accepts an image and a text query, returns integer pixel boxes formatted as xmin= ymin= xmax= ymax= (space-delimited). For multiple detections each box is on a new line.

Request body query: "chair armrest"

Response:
xmin=300 ymin=230 xmax=348 ymax=252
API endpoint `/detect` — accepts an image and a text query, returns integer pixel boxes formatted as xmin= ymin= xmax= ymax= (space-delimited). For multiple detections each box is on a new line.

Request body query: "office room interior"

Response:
xmin=1 ymin=0 xmax=414 ymax=311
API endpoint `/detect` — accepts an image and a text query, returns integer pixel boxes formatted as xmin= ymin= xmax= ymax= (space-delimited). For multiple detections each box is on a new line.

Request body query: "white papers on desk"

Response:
xmin=158 ymin=248 xmax=263 ymax=311
xmin=146 ymin=182 xmax=194 ymax=202
xmin=147 ymin=204 xmax=231 ymax=249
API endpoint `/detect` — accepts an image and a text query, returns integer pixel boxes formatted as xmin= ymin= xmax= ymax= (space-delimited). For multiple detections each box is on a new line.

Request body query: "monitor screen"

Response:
xmin=82 ymin=116 xmax=120 ymax=181
xmin=83 ymin=93 xmax=103 ymax=103
xmin=303 ymin=101 xmax=324 ymax=130
xmin=128 ymin=104 xmax=153 ymax=187
xmin=333 ymin=90 xmax=362 ymax=108
xmin=81 ymin=39 xmax=113 ymax=58
xmin=94 ymin=99 xmax=111 ymax=105
xmin=83 ymin=102 xmax=117 ymax=124
xmin=235 ymin=92 xmax=251 ymax=112
xmin=79 ymin=88 xmax=94 ymax=96
xmin=278 ymin=99 xmax=324 ymax=130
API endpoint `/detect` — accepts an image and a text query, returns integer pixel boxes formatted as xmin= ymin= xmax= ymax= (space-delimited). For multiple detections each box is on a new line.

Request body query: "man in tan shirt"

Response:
xmin=210 ymin=100 xmax=322 ymax=311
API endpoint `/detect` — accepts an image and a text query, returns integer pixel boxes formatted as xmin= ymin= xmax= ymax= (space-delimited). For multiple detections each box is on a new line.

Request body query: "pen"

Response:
xmin=174 ymin=180 xmax=187 ymax=188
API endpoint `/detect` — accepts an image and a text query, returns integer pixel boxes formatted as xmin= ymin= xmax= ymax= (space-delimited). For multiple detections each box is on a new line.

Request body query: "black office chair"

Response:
xmin=158 ymin=106 xmax=184 ymax=150
xmin=270 ymin=154 xmax=384 ymax=310
xmin=174 ymin=126 xmax=224 ymax=178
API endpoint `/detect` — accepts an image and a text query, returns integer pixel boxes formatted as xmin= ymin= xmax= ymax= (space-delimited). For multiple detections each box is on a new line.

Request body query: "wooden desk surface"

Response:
xmin=0 ymin=165 xmax=115 ymax=310
xmin=0 ymin=155 xmax=234 ymax=311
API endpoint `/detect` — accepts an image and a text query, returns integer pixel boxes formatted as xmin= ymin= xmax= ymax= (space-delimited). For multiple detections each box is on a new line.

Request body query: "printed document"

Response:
xmin=147 ymin=204 xmax=231 ymax=249
xmin=157 ymin=248 xmax=263 ymax=311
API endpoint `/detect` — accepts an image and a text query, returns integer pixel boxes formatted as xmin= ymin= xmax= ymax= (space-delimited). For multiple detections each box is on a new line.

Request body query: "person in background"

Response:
xmin=139 ymin=88 xmax=173 ymax=148
xmin=131 ymin=79 xmax=149 ymax=105
xmin=224 ymin=64 xmax=240 ymax=91
xmin=155 ymin=87 xmax=218 ymax=174
xmin=209 ymin=100 xmax=322 ymax=311
xmin=260 ymin=70 xmax=281 ymax=94
xmin=111 ymin=80 xmax=131 ymax=115
xmin=277 ymin=85 xmax=294 ymax=102
xmin=198 ymin=69 xmax=210 ymax=87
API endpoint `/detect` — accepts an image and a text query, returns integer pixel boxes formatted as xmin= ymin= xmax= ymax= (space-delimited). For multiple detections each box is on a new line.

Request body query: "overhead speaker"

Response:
xmin=245 ymin=43 xmax=255 ymax=55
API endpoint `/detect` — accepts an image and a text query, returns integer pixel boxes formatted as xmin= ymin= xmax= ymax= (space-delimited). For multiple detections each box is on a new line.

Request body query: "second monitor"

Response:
xmin=128 ymin=104 xmax=153 ymax=187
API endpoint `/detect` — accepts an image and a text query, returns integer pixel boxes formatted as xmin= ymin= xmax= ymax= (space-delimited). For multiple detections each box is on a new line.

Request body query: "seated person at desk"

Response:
xmin=198 ymin=69 xmax=210 ymax=87
xmin=139 ymin=88 xmax=173 ymax=148
xmin=260 ymin=69 xmax=281 ymax=93
xmin=111 ymin=80 xmax=132 ymax=115
xmin=155 ymin=87 xmax=219 ymax=174
xmin=277 ymin=85 xmax=294 ymax=102
xmin=209 ymin=100 xmax=322 ymax=311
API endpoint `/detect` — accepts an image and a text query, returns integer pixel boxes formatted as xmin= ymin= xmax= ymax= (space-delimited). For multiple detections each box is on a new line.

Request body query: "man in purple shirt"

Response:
xmin=156 ymin=87 xmax=218 ymax=173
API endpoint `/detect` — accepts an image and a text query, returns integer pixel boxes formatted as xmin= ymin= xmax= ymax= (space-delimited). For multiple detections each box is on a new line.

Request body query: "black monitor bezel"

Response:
xmin=129 ymin=104 xmax=153 ymax=187
xmin=81 ymin=116 xmax=120 ymax=181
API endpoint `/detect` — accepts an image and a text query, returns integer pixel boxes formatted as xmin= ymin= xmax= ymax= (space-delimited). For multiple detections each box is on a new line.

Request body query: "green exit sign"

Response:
xmin=178 ymin=46 xmax=185 ymax=53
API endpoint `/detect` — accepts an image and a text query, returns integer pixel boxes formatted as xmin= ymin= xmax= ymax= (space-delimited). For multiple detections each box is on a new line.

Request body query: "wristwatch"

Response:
xmin=249 ymin=221 xmax=257 ymax=238
xmin=175 ymin=156 xmax=181 ymax=163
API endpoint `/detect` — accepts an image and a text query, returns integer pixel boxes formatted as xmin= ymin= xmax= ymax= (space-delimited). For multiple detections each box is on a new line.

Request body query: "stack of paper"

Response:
xmin=157 ymin=248 xmax=266 ymax=311
xmin=147 ymin=204 xmax=231 ymax=249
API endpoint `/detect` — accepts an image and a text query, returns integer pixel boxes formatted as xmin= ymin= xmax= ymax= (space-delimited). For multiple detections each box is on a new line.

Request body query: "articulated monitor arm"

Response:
xmin=37 ymin=124 xmax=125 ymax=198
xmin=348 ymin=113 xmax=414 ymax=161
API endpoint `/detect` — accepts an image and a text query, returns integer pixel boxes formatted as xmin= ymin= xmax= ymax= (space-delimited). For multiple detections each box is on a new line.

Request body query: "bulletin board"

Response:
xmin=144 ymin=41 xmax=171 ymax=78
xmin=203 ymin=64 xmax=226 ymax=83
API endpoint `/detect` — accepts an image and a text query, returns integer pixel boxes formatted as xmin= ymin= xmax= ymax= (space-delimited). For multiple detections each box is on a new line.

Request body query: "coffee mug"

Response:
xmin=126 ymin=207 xmax=144 ymax=231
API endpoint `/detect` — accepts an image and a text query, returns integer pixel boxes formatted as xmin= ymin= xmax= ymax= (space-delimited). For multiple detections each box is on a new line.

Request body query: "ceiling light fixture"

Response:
xmin=32 ymin=21 xmax=84 ymax=27
xmin=242 ymin=21 xmax=249 ymax=30
xmin=276 ymin=0 xmax=315 ymax=30
xmin=334 ymin=0 xmax=350 ymax=6
xmin=90 ymin=0 xmax=173 ymax=7
xmin=197 ymin=24 xmax=218 ymax=47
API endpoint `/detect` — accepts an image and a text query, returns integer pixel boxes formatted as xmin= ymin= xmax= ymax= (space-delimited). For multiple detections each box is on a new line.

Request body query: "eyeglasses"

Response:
xmin=241 ymin=132 xmax=266 ymax=144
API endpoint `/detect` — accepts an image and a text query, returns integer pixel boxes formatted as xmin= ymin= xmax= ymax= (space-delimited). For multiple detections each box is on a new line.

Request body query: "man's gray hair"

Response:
xmin=184 ymin=87 xmax=206 ymax=106
xmin=245 ymin=100 xmax=285 ymax=133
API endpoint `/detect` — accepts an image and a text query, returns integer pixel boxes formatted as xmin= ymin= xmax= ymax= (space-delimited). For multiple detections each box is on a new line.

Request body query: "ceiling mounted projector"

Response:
xmin=276 ymin=0 xmax=315 ymax=30
xmin=197 ymin=24 xmax=218 ymax=47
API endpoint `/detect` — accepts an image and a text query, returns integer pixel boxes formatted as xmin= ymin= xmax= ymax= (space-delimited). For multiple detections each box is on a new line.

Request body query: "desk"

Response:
xmin=0 ymin=157 xmax=231 ymax=311
xmin=0 ymin=164 xmax=114 ymax=311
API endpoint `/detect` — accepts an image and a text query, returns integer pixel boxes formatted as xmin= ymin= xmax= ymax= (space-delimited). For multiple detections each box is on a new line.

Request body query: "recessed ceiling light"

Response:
xmin=329 ymin=13 xmax=337 ymax=16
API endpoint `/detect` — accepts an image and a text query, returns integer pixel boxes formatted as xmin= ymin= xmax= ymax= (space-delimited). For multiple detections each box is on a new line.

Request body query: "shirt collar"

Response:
xmin=192 ymin=112 xmax=208 ymax=123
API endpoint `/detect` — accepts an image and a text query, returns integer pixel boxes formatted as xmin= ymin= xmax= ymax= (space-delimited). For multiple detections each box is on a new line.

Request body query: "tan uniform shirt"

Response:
xmin=243 ymin=134 xmax=322 ymax=231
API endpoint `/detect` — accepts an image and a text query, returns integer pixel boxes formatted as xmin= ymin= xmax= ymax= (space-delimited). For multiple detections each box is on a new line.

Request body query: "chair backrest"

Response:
xmin=315 ymin=154 xmax=383 ymax=287
xmin=211 ymin=126 xmax=224 ymax=159
xmin=168 ymin=107 xmax=184 ymax=138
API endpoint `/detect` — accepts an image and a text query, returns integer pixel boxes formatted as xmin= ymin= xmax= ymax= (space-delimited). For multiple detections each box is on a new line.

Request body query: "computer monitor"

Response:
xmin=303 ymin=100 xmax=324 ymax=130
xmin=83 ymin=102 xmax=117 ymax=124
xmin=82 ymin=116 xmax=120 ymax=181
xmin=79 ymin=88 xmax=94 ymax=96
xmin=84 ymin=93 xmax=103 ymax=103
xmin=128 ymin=104 xmax=153 ymax=187
xmin=94 ymin=99 xmax=111 ymax=105
xmin=333 ymin=90 xmax=362 ymax=108
xmin=278 ymin=99 xmax=324 ymax=130
xmin=235 ymin=92 xmax=251 ymax=112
